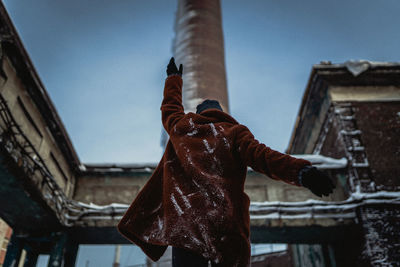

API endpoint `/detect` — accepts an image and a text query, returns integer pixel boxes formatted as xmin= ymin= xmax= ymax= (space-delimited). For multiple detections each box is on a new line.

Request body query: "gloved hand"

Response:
xmin=167 ymin=57 xmax=183 ymax=77
xmin=299 ymin=166 xmax=335 ymax=197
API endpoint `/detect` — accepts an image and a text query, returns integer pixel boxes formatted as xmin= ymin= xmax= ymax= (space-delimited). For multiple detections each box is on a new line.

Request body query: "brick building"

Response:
xmin=286 ymin=60 xmax=400 ymax=266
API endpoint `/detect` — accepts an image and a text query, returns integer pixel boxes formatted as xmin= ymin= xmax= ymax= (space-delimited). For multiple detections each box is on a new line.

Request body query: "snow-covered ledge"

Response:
xmin=64 ymin=191 xmax=400 ymax=226
xmin=249 ymin=191 xmax=400 ymax=220
xmin=291 ymin=154 xmax=348 ymax=169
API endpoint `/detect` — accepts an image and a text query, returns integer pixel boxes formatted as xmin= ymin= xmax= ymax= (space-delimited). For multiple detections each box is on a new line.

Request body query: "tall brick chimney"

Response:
xmin=173 ymin=0 xmax=229 ymax=113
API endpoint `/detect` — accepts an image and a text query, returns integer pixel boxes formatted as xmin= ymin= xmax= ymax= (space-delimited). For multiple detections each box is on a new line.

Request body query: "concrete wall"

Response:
xmin=74 ymin=171 xmax=150 ymax=205
xmin=0 ymin=56 xmax=75 ymax=197
xmin=245 ymin=170 xmax=347 ymax=203
xmin=74 ymin=168 xmax=347 ymax=206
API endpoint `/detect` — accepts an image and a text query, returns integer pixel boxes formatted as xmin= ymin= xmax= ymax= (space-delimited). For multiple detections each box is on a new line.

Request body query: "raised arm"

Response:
xmin=161 ymin=57 xmax=184 ymax=134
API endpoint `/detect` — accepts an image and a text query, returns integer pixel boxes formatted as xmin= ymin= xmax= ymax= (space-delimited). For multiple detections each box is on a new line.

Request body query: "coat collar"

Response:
xmin=188 ymin=109 xmax=238 ymax=125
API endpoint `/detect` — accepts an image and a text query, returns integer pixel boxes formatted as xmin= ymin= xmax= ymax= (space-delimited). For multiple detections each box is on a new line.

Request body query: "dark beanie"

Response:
xmin=196 ymin=99 xmax=223 ymax=114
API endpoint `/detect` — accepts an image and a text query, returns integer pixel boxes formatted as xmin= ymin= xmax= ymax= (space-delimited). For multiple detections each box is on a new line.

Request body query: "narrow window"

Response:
xmin=17 ymin=96 xmax=43 ymax=138
xmin=50 ymin=152 xmax=68 ymax=183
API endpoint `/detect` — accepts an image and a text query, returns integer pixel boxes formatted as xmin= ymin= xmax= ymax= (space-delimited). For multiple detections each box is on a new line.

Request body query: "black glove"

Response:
xmin=166 ymin=57 xmax=183 ymax=77
xmin=299 ymin=166 xmax=335 ymax=197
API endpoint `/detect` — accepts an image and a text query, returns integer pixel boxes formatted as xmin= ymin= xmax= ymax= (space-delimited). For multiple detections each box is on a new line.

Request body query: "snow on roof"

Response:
xmin=80 ymin=163 xmax=157 ymax=173
xmin=316 ymin=60 xmax=400 ymax=76
xmin=291 ymin=154 xmax=347 ymax=169
xmin=343 ymin=60 xmax=400 ymax=76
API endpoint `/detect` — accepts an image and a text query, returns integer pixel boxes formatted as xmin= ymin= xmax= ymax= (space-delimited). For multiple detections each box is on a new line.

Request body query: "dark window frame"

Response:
xmin=17 ymin=96 xmax=43 ymax=138
xmin=50 ymin=152 xmax=68 ymax=183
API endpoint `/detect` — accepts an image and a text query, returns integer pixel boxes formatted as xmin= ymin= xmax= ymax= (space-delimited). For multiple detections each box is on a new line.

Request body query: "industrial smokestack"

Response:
xmin=112 ymin=245 xmax=121 ymax=267
xmin=173 ymin=0 xmax=229 ymax=113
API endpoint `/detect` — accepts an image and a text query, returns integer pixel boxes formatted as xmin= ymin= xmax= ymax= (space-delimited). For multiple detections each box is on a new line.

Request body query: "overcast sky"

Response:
xmin=3 ymin=0 xmax=400 ymax=164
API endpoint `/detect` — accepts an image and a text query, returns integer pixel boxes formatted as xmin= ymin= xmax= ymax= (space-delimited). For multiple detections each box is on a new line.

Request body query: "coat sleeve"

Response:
xmin=234 ymin=124 xmax=311 ymax=186
xmin=160 ymin=75 xmax=185 ymax=134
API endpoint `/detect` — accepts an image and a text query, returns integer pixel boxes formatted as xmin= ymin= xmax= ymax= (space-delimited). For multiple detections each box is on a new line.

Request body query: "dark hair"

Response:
xmin=196 ymin=99 xmax=223 ymax=114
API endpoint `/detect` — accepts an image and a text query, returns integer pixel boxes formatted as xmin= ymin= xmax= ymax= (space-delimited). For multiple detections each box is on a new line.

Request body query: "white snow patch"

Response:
xmin=178 ymin=10 xmax=198 ymax=24
xmin=165 ymin=160 xmax=175 ymax=165
xmin=175 ymin=186 xmax=183 ymax=195
xmin=187 ymin=118 xmax=199 ymax=136
xmin=176 ymin=187 xmax=191 ymax=209
xmin=150 ymin=202 xmax=162 ymax=214
xmin=344 ymin=60 xmax=371 ymax=76
xmin=249 ymin=191 xmax=400 ymax=220
xmin=189 ymin=118 xmax=195 ymax=128
xmin=190 ymin=236 xmax=203 ymax=246
xmin=192 ymin=179 xmax=201 ymax=189
xmin=77 ymin=202 xmax=129 ymax=210
xmin=157 ymin=216 xmax=163 ymax=230
xmin=187 ymin=130 xmax=198 ymax=136
xmin=291 ymin=154 xmax=348 ymax=169
xmin=350 ymin=190 xmax=400 ymax=200
xmin=209 ymin=123 xmax=218 ymax=137
xmin=198 ymin=223 xmax=213 ymax=252
xmin=142 ymin=234 xmax=150 ymax=242
xmin=216 ymin=187 xmax=225 ymax=200
xmin=186 ymin=154 xmax=194 ymax=166
xmin=352 ymin=161 xmax=369 ymax=168
xmin=222 ymin=137 xmax=230 ymax=148
xmin=340 ymin=129 xmax=362 ymax=135
xmin=203 ymin=139 xmax=215 ymax=154
xmin=171 ymin=193 xmax=184 ymax=216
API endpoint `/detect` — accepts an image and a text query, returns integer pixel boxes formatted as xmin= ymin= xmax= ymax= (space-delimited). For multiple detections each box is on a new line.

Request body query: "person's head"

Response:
xmin=196 ymin=99 xmax=223 ymax=114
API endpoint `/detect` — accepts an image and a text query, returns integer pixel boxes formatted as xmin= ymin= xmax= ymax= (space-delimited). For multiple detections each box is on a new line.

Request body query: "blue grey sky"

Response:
xmin=3 ymin=0 xmax=400 ymax=164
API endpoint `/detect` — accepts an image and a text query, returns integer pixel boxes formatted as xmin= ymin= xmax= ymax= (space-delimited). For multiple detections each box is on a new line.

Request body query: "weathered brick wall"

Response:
xmin=352 ymin=102 xmax=400 ymax=190
xmin=358 ymin=205 xmax=400 ymax=266
xmin=0 ymin=56 xmax=75 ymax=197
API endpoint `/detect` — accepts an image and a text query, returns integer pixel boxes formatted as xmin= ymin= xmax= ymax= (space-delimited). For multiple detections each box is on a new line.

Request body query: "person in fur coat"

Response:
xmin=117 ymin=58 xmax=335 ymax=267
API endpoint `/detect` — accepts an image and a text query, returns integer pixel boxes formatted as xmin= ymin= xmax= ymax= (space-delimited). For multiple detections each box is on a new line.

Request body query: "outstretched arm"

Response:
xmin=161 ymin=57 xmax=184 ymax=134
xmin=234 ymin=125 xmax=334 ymax=196
xmin=234 ymin=124 xmax=310 ymax=185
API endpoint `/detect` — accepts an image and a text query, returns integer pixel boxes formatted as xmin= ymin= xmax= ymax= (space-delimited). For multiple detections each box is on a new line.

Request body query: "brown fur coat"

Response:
xmin=117 ymin=75 xmax=311 ymax=266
